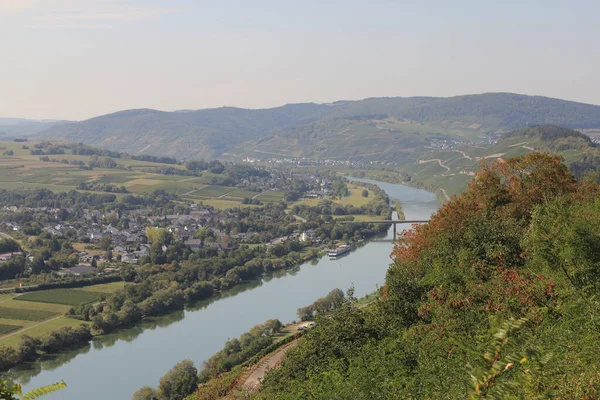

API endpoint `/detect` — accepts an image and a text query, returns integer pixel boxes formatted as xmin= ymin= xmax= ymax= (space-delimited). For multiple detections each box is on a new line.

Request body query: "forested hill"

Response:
xmin=252 ymin=153 xmax=600 ymax=399
xmin=34 ymin=93 xmax=600 ymax=160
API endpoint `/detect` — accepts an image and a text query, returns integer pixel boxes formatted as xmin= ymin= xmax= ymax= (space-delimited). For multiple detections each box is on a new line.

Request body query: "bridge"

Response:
xmin=338 ymin=219 xmax=429 ymax=237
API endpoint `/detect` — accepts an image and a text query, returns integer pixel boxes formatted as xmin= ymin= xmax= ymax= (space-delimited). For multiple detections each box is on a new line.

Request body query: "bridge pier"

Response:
xmin=393 ymin=223 xmax=396 ymax=239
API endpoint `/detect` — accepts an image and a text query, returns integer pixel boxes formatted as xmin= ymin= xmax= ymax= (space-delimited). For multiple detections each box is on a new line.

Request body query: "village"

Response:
xmin=0 ymin=199 xmax=324 ymax=281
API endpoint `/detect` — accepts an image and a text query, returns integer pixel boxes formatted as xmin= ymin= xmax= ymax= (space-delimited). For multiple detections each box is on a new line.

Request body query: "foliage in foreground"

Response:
xmin=0 ymin=379 xmax=66 ymax=400
xmin=254 ymin=153 xmax=600 ymax=399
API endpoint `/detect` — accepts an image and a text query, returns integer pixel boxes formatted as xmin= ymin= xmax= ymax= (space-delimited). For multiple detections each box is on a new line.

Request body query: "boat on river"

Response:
xmin=328 ymin=244 xmax=351 ymax=259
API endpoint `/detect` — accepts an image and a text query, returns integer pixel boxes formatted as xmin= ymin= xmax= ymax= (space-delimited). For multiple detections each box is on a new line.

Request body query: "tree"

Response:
xmin=146 ymin=228 xmax=172 ymax=246
xmin=98 ymin=236 xmax=112 ymax=251
xmin=105 ymin=249 xmax=113 ymax=262
xmin=132 ymin=386 xmax=157 ymax=400
xmin=361 ymin=189 xmax=369 ymax=197
xmin=157 ymin=359 xmax=198 ymax=400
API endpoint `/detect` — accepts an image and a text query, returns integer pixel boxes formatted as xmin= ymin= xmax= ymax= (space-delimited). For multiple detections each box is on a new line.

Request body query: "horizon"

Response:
xmin=4 ymin=91 xmax=600 ymax=122
xmin=2 ymin=1 xmax=600 ymax=120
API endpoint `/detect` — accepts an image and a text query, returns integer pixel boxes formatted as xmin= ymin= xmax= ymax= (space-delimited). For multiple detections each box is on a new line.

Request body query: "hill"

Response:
xmin=246 ymin=153 xmax=600 ymax=399
xmin=389 ymin=125 xmax=600 ymax=197
xmin=34 ymin=93 xmax=600 ymax=161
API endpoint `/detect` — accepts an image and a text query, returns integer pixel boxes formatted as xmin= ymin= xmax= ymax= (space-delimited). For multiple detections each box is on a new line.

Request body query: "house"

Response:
xmin=0 ymin=253 xmax=15 ymax=262
xmin=184 ymin=239 xmax=202 ymax=251
xmin=300 ymin=230 xmax=316 ymax=242
xmin=121 ymin=253 xmax=139 ymax=264
xmin=113 ymin=246 xmax=127 ymax=253
xmin=203 ymin=242 xmax=232 ymax=251
xmin=133 ymin=244 xmax=151 ymax=258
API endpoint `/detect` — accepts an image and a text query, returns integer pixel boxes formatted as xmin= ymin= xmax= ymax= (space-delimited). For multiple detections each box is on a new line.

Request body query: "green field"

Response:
xmin=72 ymin=281 xmax=125 ymax=294
xmin=223 ymin=189 xmax=261 ymax=199
xmin=15 ymin=289 xmax=103 ymax=306
xmin=202 ymin=199 xmax=261 ymax=210
xmin=194 ymin=185 xmax=237 ymax=197
xmin=0 ymin=306 xmax=58 ymax=321
xmin=0 ymin=323 xmax=22 ymax=335
xmin=0 ymin=293 xmax=13 ymax=302
xmin=254 ymin=191 xmax=285 ymax=202
xmin=0 ymin=298 xmax=71 ymax=313
xmin=0 ymin=318 xmax=89 ymax=348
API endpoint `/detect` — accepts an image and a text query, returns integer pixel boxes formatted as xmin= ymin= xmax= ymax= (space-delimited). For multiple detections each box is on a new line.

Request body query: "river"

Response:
xmin=5 ymin=179 xmax=439 ymax=399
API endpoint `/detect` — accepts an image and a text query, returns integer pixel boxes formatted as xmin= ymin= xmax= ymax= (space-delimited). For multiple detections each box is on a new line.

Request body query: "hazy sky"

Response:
xmin=1 ymin=0 xmax=599 ymax=120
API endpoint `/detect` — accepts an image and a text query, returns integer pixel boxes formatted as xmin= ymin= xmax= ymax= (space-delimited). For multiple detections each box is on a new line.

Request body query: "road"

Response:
xmin=418 ymin=158 xmax=450 ymax=172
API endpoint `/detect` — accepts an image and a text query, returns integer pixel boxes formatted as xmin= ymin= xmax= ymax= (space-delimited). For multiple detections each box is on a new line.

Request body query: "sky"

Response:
xmin=1 ymin=0 xmax=599 ymax=120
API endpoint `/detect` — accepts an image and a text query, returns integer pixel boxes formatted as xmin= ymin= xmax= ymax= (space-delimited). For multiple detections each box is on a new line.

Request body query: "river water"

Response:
xmin=5 ymin=179 xmax=439 ymax=399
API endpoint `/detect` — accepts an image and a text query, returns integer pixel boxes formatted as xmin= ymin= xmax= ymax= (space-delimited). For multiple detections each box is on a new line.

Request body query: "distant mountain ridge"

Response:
xmin=0 ymin=118 xmax=67 ymax=137
xmin=34 ymin=93 xmax=600 ymax=160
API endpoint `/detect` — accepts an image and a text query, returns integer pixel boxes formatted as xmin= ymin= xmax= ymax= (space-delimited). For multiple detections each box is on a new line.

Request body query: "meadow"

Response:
xmin=0 ymin=324 xmax=22 ymax=335
xmin=0 ymin=307 xmax=58 ymax=321
xmin=15 ymin=288 xmax=104 ymax=306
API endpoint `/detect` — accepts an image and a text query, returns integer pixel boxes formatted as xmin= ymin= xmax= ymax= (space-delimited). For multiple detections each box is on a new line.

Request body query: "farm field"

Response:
xmin=336 ymin=184 xmax=373 ymax=207
xmin=0 ymin=324 xmax=22 ymax=335
xmin=0 ymin=141 xmax=207 ymax=195
xmin=0 ymin=306 xmax=58 ymax=321
xmin=0 ymin=298 xmax=71 ymax=314
xmin=0 ymin=140 xmax=292 ymax=210
xmin=291 ymin=184 xmax=372 ymax=208
xmin=254 ymin=191 xmax=285 ymax=202
xmin=201 ymin=199 xmax=261 ymax=210
xmin=0 ymin=318 xmax=90 ymax=348
xmin=72 ymin=281 xmax=125 ymax=294
xmin=0 ymin=293 xmax=13 ymax=302
xmin=0 ymin=281 xmax=125 ymax=347
xmin=15 ymin=288 xmax=104 ymax=306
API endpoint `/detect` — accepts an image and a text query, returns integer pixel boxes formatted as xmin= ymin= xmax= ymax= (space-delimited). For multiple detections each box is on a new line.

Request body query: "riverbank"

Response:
xmin=0 ymin=222 xmax=391 ymax=372
xmin=346 ymin=170 xmax=452 ymax=205
xmin=189 ymin=290 xmax=380 ymax=399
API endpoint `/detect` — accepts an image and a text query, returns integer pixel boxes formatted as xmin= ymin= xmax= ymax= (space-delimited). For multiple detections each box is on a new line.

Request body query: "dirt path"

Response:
xmin=476 ymin=153 xmax=505 ymax=161
xmin=453 ymin=150 xmax=472 ymax=160
xmin=508 ymin=141 xmax=528 ymax=147
xmin=418 ymin=158 xmax=450 ymax=172
xmin=293 ymin=215 xmax=307 ymax=223
xmin=217 ymin=188 xmax=239 ymax=199
xmin=0 ymin=315 xmax=62 ymax=340
xmin=241 ymin=341 xmax=298 ymax=392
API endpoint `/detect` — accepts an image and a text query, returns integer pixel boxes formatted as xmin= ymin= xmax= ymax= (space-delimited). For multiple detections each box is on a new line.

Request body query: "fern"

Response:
xmin=0 ymin=380 xmax=66 ymax=400
xmin=22 ymin=381 xmax=67 ymax=400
